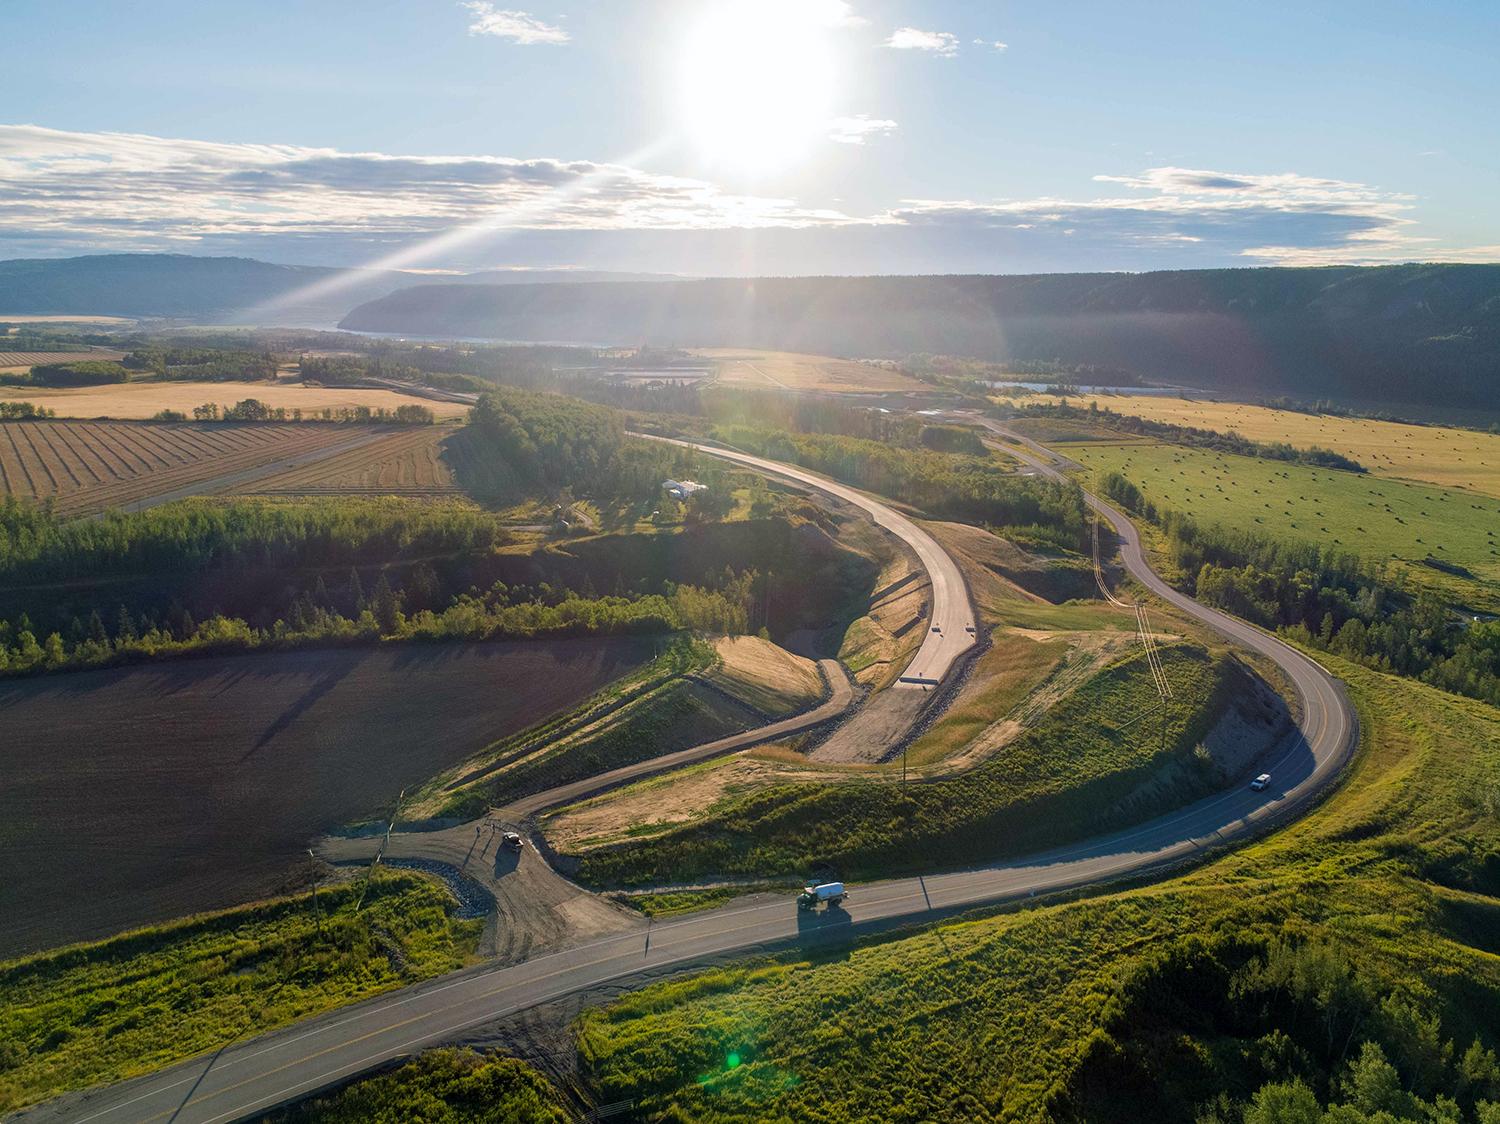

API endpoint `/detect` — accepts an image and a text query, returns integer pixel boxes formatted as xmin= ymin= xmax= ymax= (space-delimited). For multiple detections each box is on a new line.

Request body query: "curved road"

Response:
xmin=636 ymin=433 xmax=977 ymax=687
xmin=21 ymin=437 xmax=1357 ymax=1124
xmin=502 ymin=659 xmax=855 ymax=820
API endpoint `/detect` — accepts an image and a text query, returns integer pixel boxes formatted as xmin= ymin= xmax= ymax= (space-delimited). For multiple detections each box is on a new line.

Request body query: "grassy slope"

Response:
xmin=577 ymin=658 xmax=1500 ymax=1122
xmin=569 ymin=643 xmax=1238 ymax=887
xmin=478 ymin=676 xmax=765 ymax=806
xmin=0 ymin=872 xmax=481 ymax=1114
xmin=266 ymin=1049 xmax=568 ymax=1124
xmin=1067 ymin=440 xmax=1500 ymax=607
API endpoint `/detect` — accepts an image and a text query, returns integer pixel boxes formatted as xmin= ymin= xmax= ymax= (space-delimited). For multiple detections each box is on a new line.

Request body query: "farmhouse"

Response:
xmin=663 ymin=478 xmax=707 ymax=499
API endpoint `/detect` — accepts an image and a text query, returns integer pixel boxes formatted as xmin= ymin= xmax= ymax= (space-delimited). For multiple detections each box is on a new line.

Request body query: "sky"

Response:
xmin=2 ymin=0 xmax=1497 ymax=276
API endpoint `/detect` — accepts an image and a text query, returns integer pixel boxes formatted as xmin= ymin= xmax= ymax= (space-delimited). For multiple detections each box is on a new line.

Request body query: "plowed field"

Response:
xmin=0 ymin=637 xmax=655 ymax=956
xmin=234 ymin=425 xmax=460 ymax=496
xmin=0 ymin=420 xmax=368 ymax=516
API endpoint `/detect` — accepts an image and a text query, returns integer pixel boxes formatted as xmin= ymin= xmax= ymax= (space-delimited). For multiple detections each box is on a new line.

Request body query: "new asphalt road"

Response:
xmin=20 ymin=435 xmax=1357 ymax=1124
xmin=635 ymin=432 xmax=978 ymax=687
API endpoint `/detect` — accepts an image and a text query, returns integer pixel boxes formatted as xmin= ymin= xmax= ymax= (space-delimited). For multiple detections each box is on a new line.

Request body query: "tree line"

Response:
xmin=0 ymin=495 xmax=765 ymax=677
xmin=715 ymin=424 xmax=1091 ymax=551
xmin=147 ymin=400 xmax=435 ymax=424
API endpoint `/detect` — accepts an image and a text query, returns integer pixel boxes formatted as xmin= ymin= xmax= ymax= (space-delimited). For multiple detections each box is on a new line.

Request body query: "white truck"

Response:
xmin=798 ymin=882 xmax=847 ymax=911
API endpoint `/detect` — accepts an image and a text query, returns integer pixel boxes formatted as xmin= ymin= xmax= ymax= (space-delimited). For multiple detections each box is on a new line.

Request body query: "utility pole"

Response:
xmin=307 ymin=848 xmax=321 ymax=934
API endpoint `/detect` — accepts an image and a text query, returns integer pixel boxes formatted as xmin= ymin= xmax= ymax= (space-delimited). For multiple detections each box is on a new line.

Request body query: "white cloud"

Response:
xmin=828 ymin=115 xmax=898 ymax=145
xmin=0 ymin=125 xmax=854 ymax=250
xmin=2 ymin=130 xmax=1482 ymax=270
xmin=886 ymin=27 xmax=959 ymax=55
xmin=461 ymin=3 xmax=569 ymax=45
xmin=972 ymin=39 xmax=1007 ymax=50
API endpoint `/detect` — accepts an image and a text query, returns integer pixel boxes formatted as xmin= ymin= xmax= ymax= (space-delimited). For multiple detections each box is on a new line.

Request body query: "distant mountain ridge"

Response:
xmin=338 ymin=265 xmax=1500 ymax=409
xmin=0 ymin=254 xmax=675 ymax=327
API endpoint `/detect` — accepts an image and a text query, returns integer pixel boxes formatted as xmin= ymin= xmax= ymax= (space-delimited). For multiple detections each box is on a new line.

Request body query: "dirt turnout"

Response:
xmin=0 ymin=638 xmax=652 ymax=958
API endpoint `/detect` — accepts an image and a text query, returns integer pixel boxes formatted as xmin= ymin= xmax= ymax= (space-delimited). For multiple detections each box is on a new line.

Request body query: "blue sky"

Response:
xmin=2 ymin=0 xmax=1497 ymax=274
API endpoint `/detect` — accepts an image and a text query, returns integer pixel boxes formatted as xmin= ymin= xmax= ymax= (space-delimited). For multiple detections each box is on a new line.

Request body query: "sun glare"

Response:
xmin=678 ymin=1 xmax=837 ymax=173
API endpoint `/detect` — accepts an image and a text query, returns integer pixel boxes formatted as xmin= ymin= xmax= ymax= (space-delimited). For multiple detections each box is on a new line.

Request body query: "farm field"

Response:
xmin=1061 ymin=393 xmax=1500 ymax=500
xmin=231 ymin=424 xmax=460 ymax=496
xmin=1065 ymin=440 xmax=1500 ymax=605
xmin=697 ymin=348 xmax=926 ymax=394
xmin=0 ymin=349 xmax=127 ymax=371
xmin=0 ymin=637 xmax=653 ymax=957
xmin=0 ymin=419 xmax=374 ymax=516
xmin=0 ymin=379 xmax=470 ymax=419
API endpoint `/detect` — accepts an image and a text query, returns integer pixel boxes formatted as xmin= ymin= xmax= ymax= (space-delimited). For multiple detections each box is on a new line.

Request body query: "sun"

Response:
xmin=678 ymin=1 xmax=838 ymax=173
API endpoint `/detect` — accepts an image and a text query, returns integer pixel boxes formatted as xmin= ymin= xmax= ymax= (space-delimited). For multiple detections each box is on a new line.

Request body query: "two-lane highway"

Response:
xmin=635 ymin=432 xmax=977 ymax=687
xmin=18 ymin=434 xmax=1357 ymax=1124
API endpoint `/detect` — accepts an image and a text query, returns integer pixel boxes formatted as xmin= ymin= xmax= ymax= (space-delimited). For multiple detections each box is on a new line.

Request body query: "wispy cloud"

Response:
xmin=886 ymin=27 xmax=959 ymax=55
xmin=828 ymin=115 xmax=898 ymax=145
xmin=460 ymin=3 xmax=569 ymax=45
xmin=889 ymin=166 xmax=1428 ymax=264
xmin=0 ymin=126 xmax=852 ymax=251
xmin=0 ymin=129 xmax=1481 ymax=271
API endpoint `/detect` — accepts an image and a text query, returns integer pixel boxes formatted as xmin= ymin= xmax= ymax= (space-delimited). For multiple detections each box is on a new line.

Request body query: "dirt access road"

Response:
xmin=24 ymin=439 xmax=1359 ymax=1124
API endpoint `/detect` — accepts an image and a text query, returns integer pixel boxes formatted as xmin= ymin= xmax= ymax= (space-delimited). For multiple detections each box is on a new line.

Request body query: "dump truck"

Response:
xmin=798 ymin=882 xmax=847 ymax=910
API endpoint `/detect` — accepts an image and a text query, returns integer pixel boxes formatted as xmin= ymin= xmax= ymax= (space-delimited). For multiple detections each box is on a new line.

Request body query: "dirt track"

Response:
xmin=0 ymin=638 xmax=652 ymax=958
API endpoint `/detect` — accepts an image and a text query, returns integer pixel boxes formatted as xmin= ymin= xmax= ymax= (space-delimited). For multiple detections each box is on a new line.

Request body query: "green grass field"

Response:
xmin=1067 ymin=441 xmax=1500 ymax=607
xmin=577 ymin=657 xmax=1500 ymax=1122
xmin=568 ymin=643 xmax=1240 ymax=887
xmin=0 ymin=872 xmax=480 ymax=1114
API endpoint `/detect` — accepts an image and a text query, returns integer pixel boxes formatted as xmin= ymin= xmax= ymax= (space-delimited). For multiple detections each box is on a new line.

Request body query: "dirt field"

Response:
xmin=231 ymin=425 xmax=461 ymax=496
xmin=1058 ymin=393 xmax=1500 ymax=500
xmin=0 ymin=638 xmax=653 ymax=957
xmin=698 ymin=349 xmax=926 ymax=394
xmin=2 ymin=380 xmax=471 ymax=420
xmin=0 ymin=419 xmax=375 ymax=516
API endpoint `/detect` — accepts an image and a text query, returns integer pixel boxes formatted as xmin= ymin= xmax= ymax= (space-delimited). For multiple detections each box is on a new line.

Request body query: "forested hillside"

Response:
xmin=341 ymin=264 xmax=1500 ymax=410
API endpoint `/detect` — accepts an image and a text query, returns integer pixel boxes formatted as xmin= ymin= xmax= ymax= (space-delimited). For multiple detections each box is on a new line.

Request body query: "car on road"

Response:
xmin=1249 ymin=773 xmax=1272 ymax=792
xmin=501 ymin=831 xmax=524 ymax=850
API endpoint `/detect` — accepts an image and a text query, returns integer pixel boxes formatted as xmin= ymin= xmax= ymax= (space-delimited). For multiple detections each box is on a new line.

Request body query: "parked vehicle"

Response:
xmin=501 ymin=831 xmax=524 ymax=850
xmin=798 ymin=882 xmax=847 ymax=910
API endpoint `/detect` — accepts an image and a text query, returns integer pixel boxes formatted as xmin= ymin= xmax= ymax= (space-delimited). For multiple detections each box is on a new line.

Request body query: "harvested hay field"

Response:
xmin=0 ymin=419 xmax=374 ymax=516
xmin=698 ymin=349 xmax=925 ymax=394
xmin=231 ymin=424 xmax=460 ymax=497
xmin=0 ymin=637 xmax=654 ymax=957
xmin=2 ymin=379 xmax=470 ymax=419
xmin=1060 ymin=394 xmax=1500 ymax=500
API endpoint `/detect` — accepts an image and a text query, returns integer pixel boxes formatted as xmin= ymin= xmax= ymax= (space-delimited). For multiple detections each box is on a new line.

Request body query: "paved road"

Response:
xmin=21 ymin=438 xmax=1357 ymax=1124
xmin=635 ymin=432 xmax=977 ymax=687
xmin=502 ymin=659 xmax=854 ymax=819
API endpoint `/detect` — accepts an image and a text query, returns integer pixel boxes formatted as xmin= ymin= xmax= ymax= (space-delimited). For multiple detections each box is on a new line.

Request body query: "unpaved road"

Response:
xmin=19 ymin=439 xmax=1359 ymax=1124
xmin=501 ymin=658 xmax=853 ymax=819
